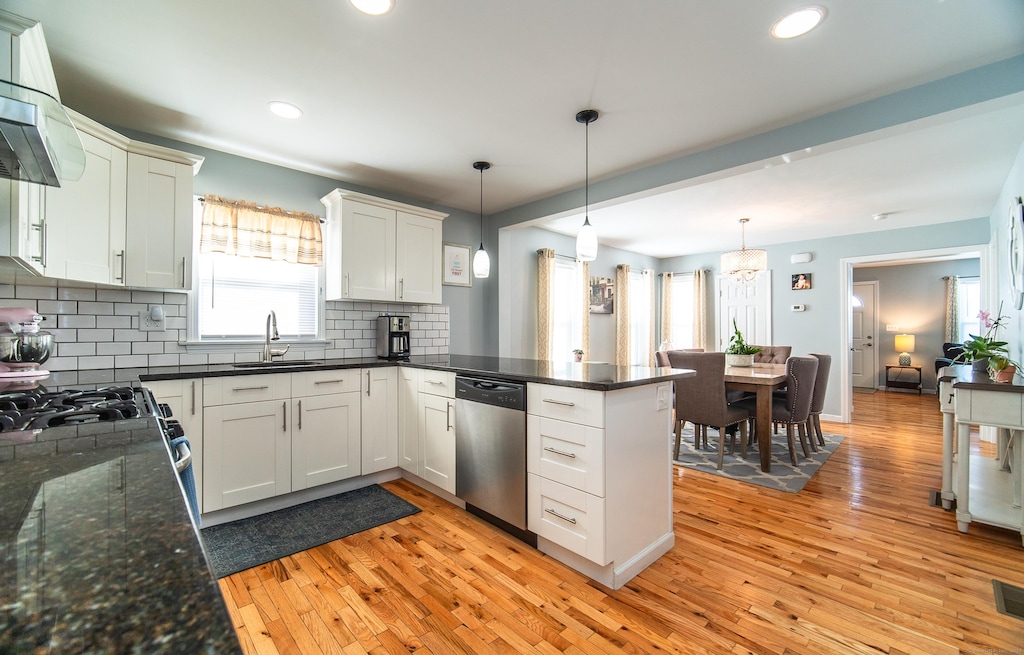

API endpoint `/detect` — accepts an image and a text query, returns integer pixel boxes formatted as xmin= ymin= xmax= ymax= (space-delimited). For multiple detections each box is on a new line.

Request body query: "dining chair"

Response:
xmin=671 ymin=351 xmax=754 ymax=469
xmin=753 ymin=345 xmax=792 ymax=364
xmin=663 ymin=349 xmax=710 ymax=445
xmin=740 ymin=355 xmax=818 ymax=466
xmin=807 ymin=353 xmax=832 ymax=448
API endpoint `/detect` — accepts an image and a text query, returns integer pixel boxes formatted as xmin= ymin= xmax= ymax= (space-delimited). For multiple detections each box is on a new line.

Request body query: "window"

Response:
xmin=550 ymin=258 xmax=585 ymax=361
xmin=190 ymin=197 xmax=323 ymax=342
xmin=668 ymin=272 xmax=694 ymax=349
xmin=628 ymin=269 xmax=653 ymax=366
xmin=958 ymin=277 xmax=981 ymax=342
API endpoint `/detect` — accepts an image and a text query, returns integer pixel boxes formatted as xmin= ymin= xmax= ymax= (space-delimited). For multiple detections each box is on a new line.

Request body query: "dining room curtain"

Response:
xmin=660 ymin=272 xmax=673 ymax=349
xmin=580 ymin=260 xmax=591 ymax=357
xmin=615 ymin=264 xmax=630 ymax=366
xmin=943 ymin=275 xmax=960 ymax=342
xmin=200 ymin=194 xmax=323 ymax=265
xmin=645 ymin=269 xmax=656 ymax=367
xmin=693 ymin=268 xmax=708 ymax=350
xmin=537 ymin=248 xmax=555 ymax=360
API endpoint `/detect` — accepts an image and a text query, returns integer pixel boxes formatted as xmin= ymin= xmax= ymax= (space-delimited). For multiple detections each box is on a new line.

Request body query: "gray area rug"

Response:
xmin=201 ymin=484 xmax=420 ymax=577
xmin=672 ymin=426 xmax=845 ymax=493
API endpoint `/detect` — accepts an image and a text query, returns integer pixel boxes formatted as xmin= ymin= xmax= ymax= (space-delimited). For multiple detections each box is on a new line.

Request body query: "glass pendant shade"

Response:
xmin=576 ymin=217 xmax=598 ymax=262
xmin=721 ymin=218 xmax=767 ymax=282
xmin=473 ymin=245 xmax=490 ymax=278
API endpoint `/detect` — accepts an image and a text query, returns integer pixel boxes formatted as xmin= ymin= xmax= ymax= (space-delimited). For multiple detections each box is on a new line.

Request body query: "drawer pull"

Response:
xmin=544 ymin=508 xmax=577 ymax=525
xmin=314 ymin=379 xmax=346 ymax=385
xmin=425 ymin=379 xmax=445 ymax=385
xmin=542 ymin=398 xmax=576 ymax=407
xmin=231 ymin=385 xmax=270 ymax=392
xmin=543 ymin=446 xmax=577 ymax=459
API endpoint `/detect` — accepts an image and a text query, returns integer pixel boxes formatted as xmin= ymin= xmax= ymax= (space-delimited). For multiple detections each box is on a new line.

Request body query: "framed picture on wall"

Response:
xmin=792 ymin=273 xmax=812 ymax=290
xmin=442 ymin=242 xmax=472 ymax=287
xmin=590 ymin=276 xmax=614 ymax=313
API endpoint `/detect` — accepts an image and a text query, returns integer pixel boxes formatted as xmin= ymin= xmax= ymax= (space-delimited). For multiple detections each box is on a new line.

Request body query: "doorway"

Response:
xmin=851 ymin=281 xmax=879 ymax=390
xmin=715 ymin=272 xmax=772 ymax=351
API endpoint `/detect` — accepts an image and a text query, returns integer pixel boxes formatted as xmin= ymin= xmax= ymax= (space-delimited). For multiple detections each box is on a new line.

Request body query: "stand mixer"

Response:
xmin=0 ymin=307 xmax=54 ymax=382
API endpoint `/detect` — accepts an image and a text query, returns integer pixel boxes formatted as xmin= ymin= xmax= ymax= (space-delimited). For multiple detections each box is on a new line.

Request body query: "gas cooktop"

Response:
xmin=0 ymin=385 xmax=157 ymax=432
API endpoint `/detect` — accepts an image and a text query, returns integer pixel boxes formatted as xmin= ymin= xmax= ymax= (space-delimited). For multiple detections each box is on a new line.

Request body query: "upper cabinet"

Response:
xmin=320 ymin=188 xmax=447 ymax=304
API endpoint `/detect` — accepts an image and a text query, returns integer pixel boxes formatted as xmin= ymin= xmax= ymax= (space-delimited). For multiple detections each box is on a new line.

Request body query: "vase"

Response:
xmin=574 ymin=353 xmax=583 ymax=362
xmin=992 ymin=365 xmax=1017 ymax=383
xmin=971 ymin=358 xmax=990 ymax=373
xmin=726 ymin=354 xmax=754 ymax=367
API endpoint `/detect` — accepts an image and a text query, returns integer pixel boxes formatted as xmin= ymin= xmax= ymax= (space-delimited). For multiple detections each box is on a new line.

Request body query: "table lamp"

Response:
xmin=895 ymin=334 xmax=915 ymax=366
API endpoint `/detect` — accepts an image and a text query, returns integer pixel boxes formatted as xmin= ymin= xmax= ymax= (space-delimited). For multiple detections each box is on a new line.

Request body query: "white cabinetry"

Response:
xmin=417 ymin=370 xmax=456 ymax=494
xmin=320 ymin=188 xmax=447 ymax=304
xmin=291 ymin=369 xmax=362 ymax=491
xmin=203 ymin=374 xmax=292 ymax=512
xmin=362 ymin=367 xmax=398 ymax=474
xmin=398 ymin=366 xmax=420 ymax=473
xmin=145 ymin=378 xmax=204 ymax=513
xmin=526 ymin=381 xmax=674 ymax=590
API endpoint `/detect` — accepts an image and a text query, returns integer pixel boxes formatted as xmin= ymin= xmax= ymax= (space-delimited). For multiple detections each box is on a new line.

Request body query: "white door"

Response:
xmin=715 ymin=272 xmax=772 ymax=351
xmin=852 ymin=281 xmax=878 ymax=389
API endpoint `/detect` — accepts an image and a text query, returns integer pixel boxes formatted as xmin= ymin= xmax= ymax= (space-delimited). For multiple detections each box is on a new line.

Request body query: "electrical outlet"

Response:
xmin=885 ymin=324 xmax=900 ymax=332
xmin=139 ymin=310 xmax=164 ymax=332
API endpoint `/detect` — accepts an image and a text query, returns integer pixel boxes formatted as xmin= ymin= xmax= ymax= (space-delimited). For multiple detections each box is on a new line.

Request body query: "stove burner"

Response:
xmin=0 ymin=386 xmax=151 ymax=433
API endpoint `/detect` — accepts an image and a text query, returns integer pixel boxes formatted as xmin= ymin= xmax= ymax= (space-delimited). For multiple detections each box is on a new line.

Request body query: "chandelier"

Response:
xmin=721 ymin=218 xmax=767 ymax=282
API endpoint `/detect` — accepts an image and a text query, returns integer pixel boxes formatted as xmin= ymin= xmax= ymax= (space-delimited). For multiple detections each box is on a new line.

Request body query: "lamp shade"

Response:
xmin=895 ymin=333 xmax=915 ymax=366
xmin=576 ymin=217 xmax=598 ymax=262
xmin=472 ymin=246 xmax=490 ymax=278
xmin=720 ymin=247 xmax=768 ymax=280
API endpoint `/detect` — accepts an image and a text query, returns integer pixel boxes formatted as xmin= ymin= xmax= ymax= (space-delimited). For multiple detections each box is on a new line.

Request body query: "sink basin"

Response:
xmin=232 ymin=360 xmax=324 ymax=369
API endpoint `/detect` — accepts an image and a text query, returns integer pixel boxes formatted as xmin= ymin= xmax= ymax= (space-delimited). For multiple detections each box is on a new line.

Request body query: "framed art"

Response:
xmin=1009 ymin=196 xmax=1024 ymax=310
xmin=442 ymin=242 xmax=473 ymax=287
xmin=590 ymin=276 xmax=614 ymax=314
xmin=792 ymin=273 xmax=811 ymax=290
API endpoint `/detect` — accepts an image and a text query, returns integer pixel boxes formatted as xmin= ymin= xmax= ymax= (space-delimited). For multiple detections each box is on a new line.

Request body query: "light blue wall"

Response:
xmin=988 ymin=139 xmax=1024 ymax=370
xmin=853 ymin=259 xmax=980 ymax=391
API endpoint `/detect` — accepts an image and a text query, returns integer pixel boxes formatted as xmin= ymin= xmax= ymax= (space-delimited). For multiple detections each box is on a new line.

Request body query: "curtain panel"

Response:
xmin=615 ymin=264 xmax=630 ymax=367
xmin=200 ymin=194 xmax=323 ymax=265
xmin=581 ymin=260 xmax=591 ymax=357
xmin=645 ymin=269 xmax=656 ymax=367
xmin=943 ymin=275 xmax=960 ymax=342
xmin=537 ymin=248 xmax=555 ymax=360
xmin=693 ymin=269 xmax=708 ymax=351
xmin=660 ymin=272 xmax=673 ymax=349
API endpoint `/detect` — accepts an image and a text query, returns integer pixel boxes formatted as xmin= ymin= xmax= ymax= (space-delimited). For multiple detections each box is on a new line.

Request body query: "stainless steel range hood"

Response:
xmin=0 ymin=79 xmax=85 ymax=187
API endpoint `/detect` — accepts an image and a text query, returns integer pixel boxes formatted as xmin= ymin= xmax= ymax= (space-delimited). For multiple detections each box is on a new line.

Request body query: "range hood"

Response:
xmin=0 ymin=79 xmax=85 ymax=187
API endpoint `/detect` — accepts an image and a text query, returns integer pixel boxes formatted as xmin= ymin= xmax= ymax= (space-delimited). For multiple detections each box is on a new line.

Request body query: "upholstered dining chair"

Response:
xmin=806 ymin=353 xmax=832 ymax=448
xmin=740 ymin=355 xmax=818 ymax=466
xmin=656 ymin=348 xmax=704 ymax=367
xmin=671 ymin=351 xmax=754 ymax=469
xmin=753 ymin=345 xmax=792 ymax=364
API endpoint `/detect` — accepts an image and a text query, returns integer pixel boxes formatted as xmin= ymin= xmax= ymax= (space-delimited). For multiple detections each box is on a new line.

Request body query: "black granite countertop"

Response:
xmin=0 ymin=408 xmax=240 ymax=652
xmin=131 ymin=354 xmax=694 ymax=391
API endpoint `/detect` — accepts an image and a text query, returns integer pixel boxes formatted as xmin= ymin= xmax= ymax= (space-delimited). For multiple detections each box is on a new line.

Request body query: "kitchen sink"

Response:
xmin=232 ymin=360 xmax=324 ymax=369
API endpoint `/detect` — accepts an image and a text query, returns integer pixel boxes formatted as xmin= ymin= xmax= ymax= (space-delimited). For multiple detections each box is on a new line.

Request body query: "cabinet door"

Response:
xmin=146 ymin=379 xmax=204 ymax=513
xmin=203 ymin=399 xmax=290 ymax=512
xmin=292 ymin=392 xmax=361 ymax=490
xmin=126 ymin=153 xmax=193 ymax=290
xmin=342 ymin=201 xmax=395 ymax=301
xmin=362 ymin=367 xmax=398 ymax=474
xmin=396 ymin=212 xmax=442 ymax=304
xmin=44 ymin=130 xmax=127 ymax=284
xmin=398 ymin=367 xmax=420 ymax=474
xmin=420 ymin=392 xmax=456 ymax=494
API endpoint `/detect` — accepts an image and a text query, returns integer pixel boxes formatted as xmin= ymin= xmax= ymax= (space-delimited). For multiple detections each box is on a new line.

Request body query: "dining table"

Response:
xmin=724 ymin=362 xmax=788 ymax=472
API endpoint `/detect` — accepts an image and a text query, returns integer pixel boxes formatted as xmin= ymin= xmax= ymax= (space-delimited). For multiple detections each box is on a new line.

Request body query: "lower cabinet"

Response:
xmin=398 ymin=366 xmax=420 ymax=473
xmin=291 ymin=392 xmax=361 ymax=491
xmin=362 ymin=367 xmax=399 ymax=474
xmin=145 ymin=378 xmax=204 ymax=513
xmin=401 ymin=369 xmax=457 ymax=495
xmin=420 ymin=392 xmax=456 ymax=494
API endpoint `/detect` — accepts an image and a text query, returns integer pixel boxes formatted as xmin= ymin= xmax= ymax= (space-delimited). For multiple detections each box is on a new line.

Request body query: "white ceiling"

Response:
xmin=6 ymin=0 xmax=1024 ymax=257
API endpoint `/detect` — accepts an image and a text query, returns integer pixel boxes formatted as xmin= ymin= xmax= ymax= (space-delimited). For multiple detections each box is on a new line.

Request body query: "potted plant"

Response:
xmin=725 ymin=318 xmax=760 ymax=367
xmin=572 ymin=348 xmax=584 ymax=362
xmin=954 ymin=304 xmax=1012 ymax=376
xmin=989 ymin=354 xmax=1018 ymax=383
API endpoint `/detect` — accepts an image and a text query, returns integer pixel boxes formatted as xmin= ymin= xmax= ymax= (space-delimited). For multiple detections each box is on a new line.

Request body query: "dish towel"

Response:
xmin=170 ymin=435 xmax=201 ymax=526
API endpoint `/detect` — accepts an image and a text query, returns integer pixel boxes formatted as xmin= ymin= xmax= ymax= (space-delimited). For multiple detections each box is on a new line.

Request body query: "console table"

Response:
xmin=885 ymin=364 xmax=922 ymax=394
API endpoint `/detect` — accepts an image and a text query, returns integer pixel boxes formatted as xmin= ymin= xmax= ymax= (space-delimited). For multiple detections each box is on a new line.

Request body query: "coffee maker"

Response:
xmin=376 ymin=314 xmax=411 ymax=359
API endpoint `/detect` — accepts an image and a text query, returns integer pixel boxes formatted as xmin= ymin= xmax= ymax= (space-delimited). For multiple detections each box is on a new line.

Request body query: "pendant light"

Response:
xmin=720 ymin=218 xmax=768 ymax=282
xmin=472 ymin=161 xmax=491 ymax=278
xmin=575 ymin=109 xmax=599 ymax=262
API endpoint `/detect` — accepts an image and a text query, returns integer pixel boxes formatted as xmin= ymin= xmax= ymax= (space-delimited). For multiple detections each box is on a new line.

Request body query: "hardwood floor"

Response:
xmin=218 ymin=391 xmax=1024 ymax=654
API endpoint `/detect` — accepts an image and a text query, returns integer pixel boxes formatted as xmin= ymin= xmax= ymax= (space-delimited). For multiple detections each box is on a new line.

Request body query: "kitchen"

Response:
xmin=3 ymin=2 xmax=1024 ymax=653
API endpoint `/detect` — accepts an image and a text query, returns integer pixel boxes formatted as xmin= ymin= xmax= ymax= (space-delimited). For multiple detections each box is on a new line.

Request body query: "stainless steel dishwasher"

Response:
xmin=455 ymin=375 xmax=533 ymax=543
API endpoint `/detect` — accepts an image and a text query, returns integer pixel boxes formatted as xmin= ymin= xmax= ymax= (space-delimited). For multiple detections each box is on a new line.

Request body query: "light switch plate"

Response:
xmin=885 ymin=324 xmax=900 ymax=332
xmin=139 ymin=310 xmax=164 ymax=332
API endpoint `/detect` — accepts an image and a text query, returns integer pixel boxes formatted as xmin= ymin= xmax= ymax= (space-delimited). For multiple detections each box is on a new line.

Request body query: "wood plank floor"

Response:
xmin=218 ymin=391 xmax=1024 ymax=654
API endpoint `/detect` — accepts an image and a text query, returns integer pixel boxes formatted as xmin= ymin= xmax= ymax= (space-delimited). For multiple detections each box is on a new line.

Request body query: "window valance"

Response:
xmin=199 ymin=194 xmax=323 ymax=265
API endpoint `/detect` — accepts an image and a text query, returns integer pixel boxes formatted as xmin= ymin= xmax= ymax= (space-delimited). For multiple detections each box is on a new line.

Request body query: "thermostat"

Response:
xmin=791 ymin=304 xmax=806 ymax=312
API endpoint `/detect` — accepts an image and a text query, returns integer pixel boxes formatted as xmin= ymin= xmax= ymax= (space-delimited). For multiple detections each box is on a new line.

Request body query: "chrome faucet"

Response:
xmin=262 ymin=310 xmax=290 ymax=363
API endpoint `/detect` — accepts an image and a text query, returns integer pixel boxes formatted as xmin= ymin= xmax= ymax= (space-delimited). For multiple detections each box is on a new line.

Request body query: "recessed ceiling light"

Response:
xmin=771 ymin=7 xmax=825 ymax=39
xmin=873 ymin=213 xmax=889 ymax=221
xmin=267 ymin=101 xmax=303 ymax=119
xmin=350 ymin=0 xmax=394 ymax=15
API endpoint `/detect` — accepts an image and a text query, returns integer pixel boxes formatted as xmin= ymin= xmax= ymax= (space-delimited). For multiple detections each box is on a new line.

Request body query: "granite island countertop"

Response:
xmin=0 ymin=406 xmax=240 ymax=653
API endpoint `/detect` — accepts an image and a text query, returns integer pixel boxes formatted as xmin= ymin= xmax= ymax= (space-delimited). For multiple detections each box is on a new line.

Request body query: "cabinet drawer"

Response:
xmin=204 ymin=373 xmax=291 ymax=406
xmin=292 ymin=368 xmax=362 ymax=397
xmin=527 ymin=383 xmax=604 ymax=428
xmin=528 ymin=473 xmax=607 ymax=565
xmin=418 ymin=370 xmax=455 ymax=397
xmin=959 ymin=389 xmax=1024 ymax=428
xmin=527 ymin=415 xmax=604 ymax=496
xmin=938 ymin=379 xmax=954 ymax=412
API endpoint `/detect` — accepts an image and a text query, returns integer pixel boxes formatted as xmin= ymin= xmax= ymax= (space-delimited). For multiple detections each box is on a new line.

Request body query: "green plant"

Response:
xmin=954 ymin=303 xmax=1011 ymax=365
xmin=725 ymin=319 xmax=761 ymax=355
xmin=572 ymin=348 xmax=584 ymax=355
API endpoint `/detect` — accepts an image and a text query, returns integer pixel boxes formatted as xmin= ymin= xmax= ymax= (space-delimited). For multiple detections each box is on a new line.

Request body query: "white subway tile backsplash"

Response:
xmin=131 ymin=342 xmax=164 ymax=355
xmin=15 ymin=286 xmax=58 ymax=300
xmin=58 ymin=342 xmax=96 ymax=357
xmin=97 ymin=316 xmax=132 ymax=329
xmin=114 ymin=355 xmax=150 ymax=368
xmin=78 ymin=356 xmax=114 ymax=369
xmin=38 ymin=300 xmax=77 ymax=315
xmin=78 ymin=301 xmax=115 ymax=315
xmin=97 ymin=342 xmax=132 ymax=356
xmin=131 ymin=290 xmax=164 ymax=303
xmin=96 ymin=289 xmax=132 ymax=302
xmin=77 ymin=329 xmax=114 ymax=342
xmin=58 ymin=315 xmax=96 ymax=329
xmin=147 ymin=354 xmax=180 ymax=367
xmin=57 ymin=288 xmax=95 ymax=301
